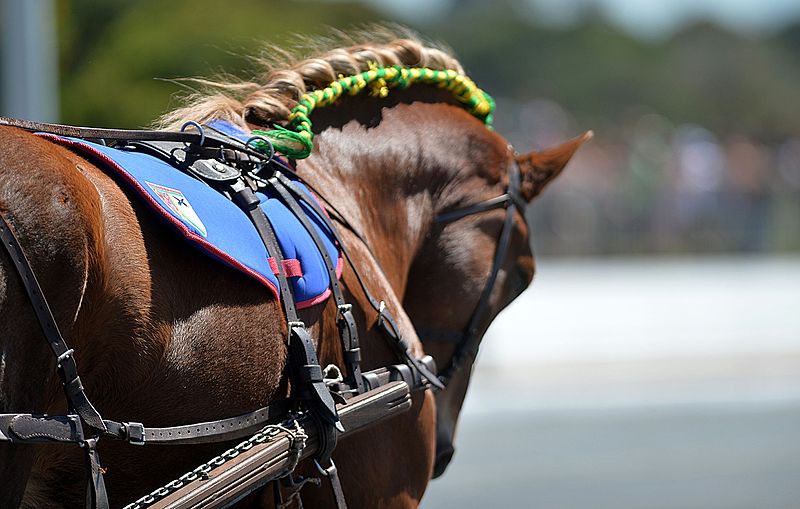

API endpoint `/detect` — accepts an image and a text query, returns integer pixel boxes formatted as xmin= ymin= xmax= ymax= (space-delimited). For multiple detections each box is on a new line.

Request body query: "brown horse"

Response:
xmin=0 ymin=37 xmax=586 ymax=508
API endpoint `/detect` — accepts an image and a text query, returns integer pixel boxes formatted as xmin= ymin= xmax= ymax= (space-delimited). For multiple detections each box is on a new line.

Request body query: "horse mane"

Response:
xmin=157 ymin=29 xmax=465 ymax=131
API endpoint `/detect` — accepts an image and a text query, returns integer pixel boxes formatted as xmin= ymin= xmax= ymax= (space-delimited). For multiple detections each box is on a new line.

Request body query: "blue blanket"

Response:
xmin=39 ymin=123 xmax=341 ymax=308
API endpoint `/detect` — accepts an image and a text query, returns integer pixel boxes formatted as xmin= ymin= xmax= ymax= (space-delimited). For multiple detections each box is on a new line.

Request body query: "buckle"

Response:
xmin=68 ymin=415 xmax=86 ymax=443
xmin=56 ymin=349 xmax=78 ymax=383
xmin=56 ymin=348 xmax=75 ymax=364
xmin=336 ymin=303 xmax=352 ymax=319
xmin=123 ymin=422 xmax=145 ymax=445
xmin=377 ymin=301 xmax=386 ymax=326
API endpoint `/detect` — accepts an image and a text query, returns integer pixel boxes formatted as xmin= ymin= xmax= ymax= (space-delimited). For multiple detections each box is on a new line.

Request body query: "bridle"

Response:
xmin=424 ymin=158 xmax=528 ymax=386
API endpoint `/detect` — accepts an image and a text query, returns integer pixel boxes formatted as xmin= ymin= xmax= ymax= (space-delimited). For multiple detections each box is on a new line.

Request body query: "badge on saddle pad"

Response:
xmin=146 ymin=182 xmax=208 ymax=238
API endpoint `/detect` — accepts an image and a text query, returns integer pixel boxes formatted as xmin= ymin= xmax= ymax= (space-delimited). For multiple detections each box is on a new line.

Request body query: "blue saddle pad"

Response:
xmin=39 ymin=124 xmax=341 ymax=308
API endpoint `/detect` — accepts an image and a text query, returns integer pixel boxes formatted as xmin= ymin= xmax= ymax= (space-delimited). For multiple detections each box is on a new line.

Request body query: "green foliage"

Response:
xmin=58 ymin=0 xmax=381 ymax=127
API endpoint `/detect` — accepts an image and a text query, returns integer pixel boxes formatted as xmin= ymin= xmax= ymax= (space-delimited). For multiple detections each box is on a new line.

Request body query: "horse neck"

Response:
xmin=298 ymin=108 xmax=456 ymax=295
xmin=297 ymin=101 xmax=502 ymax=297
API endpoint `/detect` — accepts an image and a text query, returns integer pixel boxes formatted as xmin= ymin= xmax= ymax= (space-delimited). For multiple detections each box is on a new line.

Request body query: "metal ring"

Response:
xmin=245 ymin=135 xmax=275 ymax=162
xmin=313 ymin=459 xmax=334 ymax=477
xmin=181 ymin=121 xmax=205 ymax=147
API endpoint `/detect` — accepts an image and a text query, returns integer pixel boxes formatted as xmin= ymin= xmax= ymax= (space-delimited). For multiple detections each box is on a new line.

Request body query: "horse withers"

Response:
xmin=0 ymin=37 xmax=587 ymax=508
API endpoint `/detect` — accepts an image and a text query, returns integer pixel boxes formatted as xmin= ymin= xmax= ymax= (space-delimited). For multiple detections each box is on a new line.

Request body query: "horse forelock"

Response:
xmin=156 ymin=28 xmax=466 ymax=132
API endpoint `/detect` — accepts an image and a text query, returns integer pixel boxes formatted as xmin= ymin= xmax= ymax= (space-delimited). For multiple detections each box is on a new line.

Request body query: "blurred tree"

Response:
xmin=51 ymin=0 xmax=800 ymax=254
xmin=421 ymin=0 xmax=800 ymax=140
xmin=57 ymin=0 xmax=381 ymax=127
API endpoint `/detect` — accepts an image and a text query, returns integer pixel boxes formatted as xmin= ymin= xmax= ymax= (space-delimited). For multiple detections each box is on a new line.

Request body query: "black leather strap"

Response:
xmin=0 ymin=414 xmax=84 ymax=443
xmin=232 ymin=184 xmax=299 ymax=321
xmin=230 ymin=182 xmax=342 ymax=448
xmin=275 ymin=176 xmax=444 ymax=390
xmin=84 ymin=438 xmax=109 ymax=509
xmin=269 ymin=175 xmax=365 ymax=394
xmin=435 ymin=193 xmax=513 ymax=224
xmin=288 ymin=326 xmax=342 ymax=434
xmin=0 ymin=116 xmax=271 ymax=162
xmin=0 ymin=211 xmax=107 ymax=432
xmin=433 ymin=162 xmax=525 ymax=384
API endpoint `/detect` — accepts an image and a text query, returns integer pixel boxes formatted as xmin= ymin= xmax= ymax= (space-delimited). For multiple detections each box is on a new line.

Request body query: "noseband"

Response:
xmin=427 ymin=159 xmax=528 ymax=385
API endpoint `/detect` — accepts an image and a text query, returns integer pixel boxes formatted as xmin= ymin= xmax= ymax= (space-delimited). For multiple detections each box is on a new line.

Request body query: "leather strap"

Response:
xmin=434 ymin=162 xmax=525 ymax=384
xmin=316 ymin=460 xmax=348 ymax=509
xmin=0 ymin=116 xmax=201 ymax=142
xmin=230 ymin=182 xmax=342 ymax=448
xmin=0 ymin=116 xmax=271 ymax=162
xmin=84 ymin=438 xmax=109 ymax=509
xmin=232 ymin=184 xmax=299 ymax=320
xmin=102 ymin=399 xmax=290 ymax=445
xmin=0 ymin=211 xmax=106 ymax=432
xmin=435 ymin=193 xmax=514 ymax=224
xmin=0 ymin=398 xmax=289 ymax=445
xmin=288 ymin=326 xmax=342 ymax=434
xmin=269 ymin=175 xmax=365 ymax=394
xmin=0 ymin=414 xmax=84 ymax=443
xmin=275 ymin=177 xmax=444 ymax=390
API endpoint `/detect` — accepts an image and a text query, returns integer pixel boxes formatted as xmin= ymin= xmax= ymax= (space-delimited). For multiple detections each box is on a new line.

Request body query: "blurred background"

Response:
xmin=2 ymin=0 xmax=799 ymax=507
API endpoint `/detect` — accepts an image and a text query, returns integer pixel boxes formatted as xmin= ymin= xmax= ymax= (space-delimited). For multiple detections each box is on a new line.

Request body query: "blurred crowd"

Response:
xmin=496 ymin=98 xmax=800 ymax=256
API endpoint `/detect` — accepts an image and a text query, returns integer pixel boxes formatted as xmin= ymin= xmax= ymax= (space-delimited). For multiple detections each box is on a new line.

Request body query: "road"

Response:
xmin=422 ymin=257 xmax=800 ymax=509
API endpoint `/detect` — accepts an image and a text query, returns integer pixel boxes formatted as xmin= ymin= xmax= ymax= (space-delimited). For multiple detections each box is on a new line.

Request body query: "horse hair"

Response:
xmin=156 ymin=28 xmax=465 ymax=131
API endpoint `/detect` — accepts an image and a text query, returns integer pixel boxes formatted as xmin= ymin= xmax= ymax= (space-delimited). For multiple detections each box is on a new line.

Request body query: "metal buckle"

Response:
xmin=56 ymin=348 xmax=75 ymax=364
xmin=376 ymin=301 xmax=386 ymax=326
xmin=67 ymin=414 xmax=85 ymax=443
xmin=124 ymin=422 xmax=145 ymax=445
xmin=337 ymin=303 xmax=352 ymax=319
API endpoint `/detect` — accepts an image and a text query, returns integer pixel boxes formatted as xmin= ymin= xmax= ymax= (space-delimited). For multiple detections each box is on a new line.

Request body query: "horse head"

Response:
xmin=402 ymin=124 xmax=591 ymax=476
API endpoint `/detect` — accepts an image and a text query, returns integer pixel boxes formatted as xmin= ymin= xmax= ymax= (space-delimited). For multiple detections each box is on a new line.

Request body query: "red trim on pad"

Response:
xmin=39 ymin=134 xmax=281 ymax=302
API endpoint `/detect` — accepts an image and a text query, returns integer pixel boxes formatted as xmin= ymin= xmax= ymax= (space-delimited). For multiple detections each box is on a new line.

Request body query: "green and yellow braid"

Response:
xmin=252 ymin=64 xmax=495 ymax=159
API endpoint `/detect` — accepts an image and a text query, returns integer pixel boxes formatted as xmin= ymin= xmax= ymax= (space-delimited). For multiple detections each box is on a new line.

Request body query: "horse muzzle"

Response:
xmin=432 ymin=441 xmax=455 ymax=478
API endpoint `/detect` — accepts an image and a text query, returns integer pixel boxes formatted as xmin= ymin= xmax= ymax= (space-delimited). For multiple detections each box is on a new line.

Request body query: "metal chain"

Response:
xmin=123 ymin=420 xmax=307 ymax=509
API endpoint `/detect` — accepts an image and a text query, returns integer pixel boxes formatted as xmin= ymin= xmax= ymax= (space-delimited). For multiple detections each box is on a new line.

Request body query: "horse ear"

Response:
xmin=515 ymin=131 xmax=593 ymax=201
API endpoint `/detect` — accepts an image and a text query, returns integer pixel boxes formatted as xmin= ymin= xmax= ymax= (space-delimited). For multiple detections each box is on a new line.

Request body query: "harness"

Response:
xmin=0 ymin=90 xmax=524 ymax=507
xmin=0 ymin=118 xmax=441 ymax=509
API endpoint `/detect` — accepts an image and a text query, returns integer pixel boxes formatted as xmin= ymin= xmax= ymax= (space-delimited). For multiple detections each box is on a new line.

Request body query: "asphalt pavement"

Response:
xmin=422 ymin=257 xmax=800 ymax=509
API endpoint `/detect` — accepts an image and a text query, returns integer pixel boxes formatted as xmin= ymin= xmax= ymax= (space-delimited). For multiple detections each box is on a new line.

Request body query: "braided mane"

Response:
xmin=159 ymin=35 xmax=463 ymax=129
xmin=158 ymin=33 xmax=493 ymax=158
